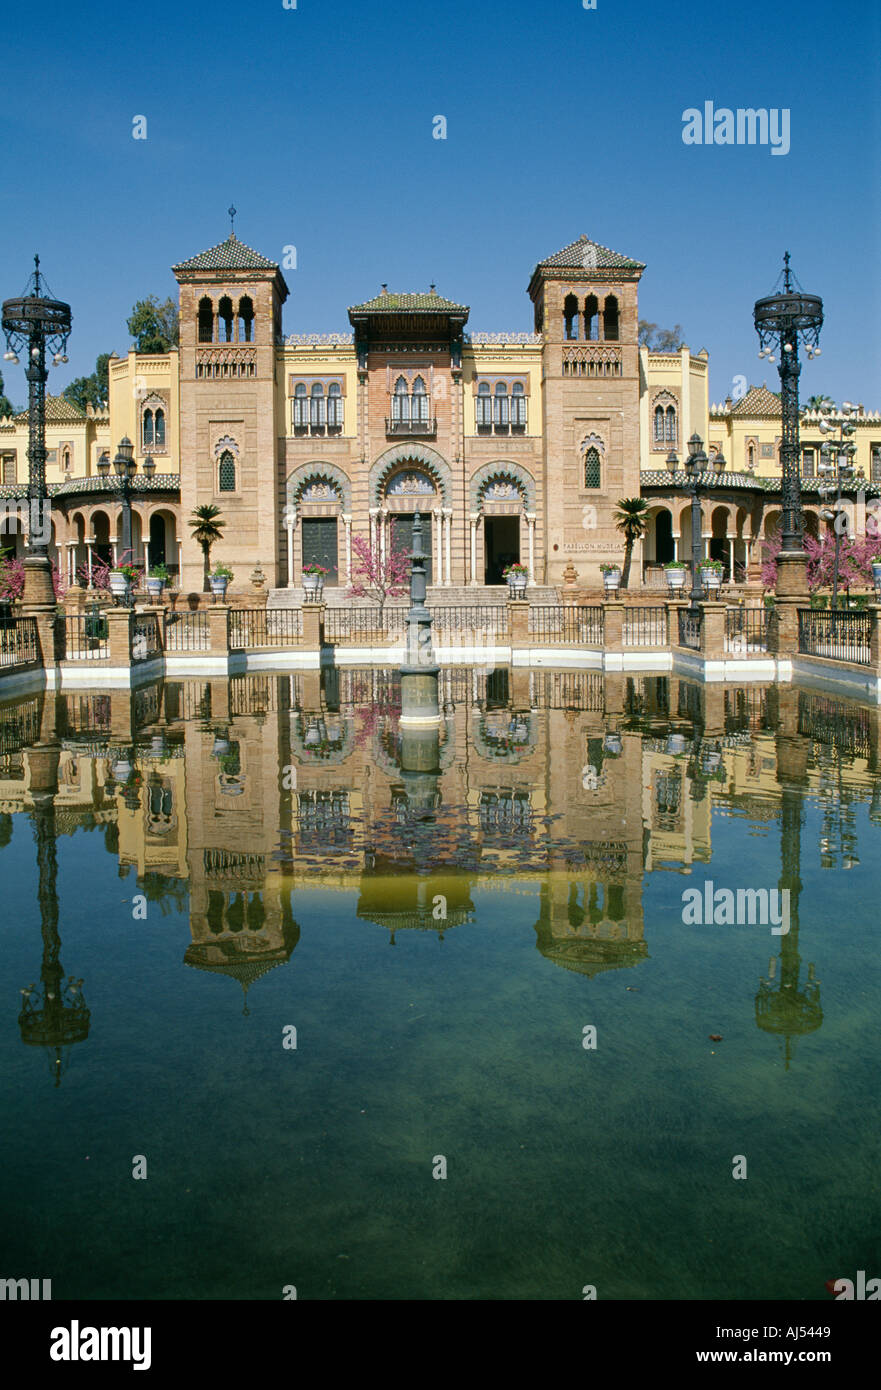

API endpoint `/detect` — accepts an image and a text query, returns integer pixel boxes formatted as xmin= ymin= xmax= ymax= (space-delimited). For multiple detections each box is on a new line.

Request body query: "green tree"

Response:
xmin=189 ymin=504 xmax=225 ymax=592
xmin=62 ymin=352 xmax=112 ymax=413
xmin=638 ymin=321 xmax=686 ymax=350
xmin=613 ymin=497 xmax=649 ymax=589
xmin=804 ymin=394 xmax=835 ymax=415
xmin=0 ymin=368 xmax=14 ymax=419
xmin=127 ymin=295 xmax=179 ymax=354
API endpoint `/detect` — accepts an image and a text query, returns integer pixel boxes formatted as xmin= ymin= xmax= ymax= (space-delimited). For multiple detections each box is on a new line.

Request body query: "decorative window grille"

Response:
xmin=511 ymin=382 xmax=527 ymax=430
xmin=665 ymin=405 xmax=677 ymax=444
xmin=327 ymin=382 xmax=343 ymax=430
xmin=584 ymin=446 xmax=601 ymax=488
xmin=143 ymin=409 xmax=154 ymax=447
xmin=412 ymin=376 xmax=428 ymax=423
xmin=477 ymin=382 xmax=492 ymax=429
xmin=493 ymin=381 xmax=509 ymax=427
xmin=310 ymin=382 xmax=325 ymax=428
xmin=871 ymin=445 xmax=881 ymax=482
xmin=218 ymin=450 xmax=236 ymax=492
xmin=392 ymin=376 xmax=410 ymax=423
xmin=154 ymin=408 xmax=165 ymax=447
xmin=294 ymin=384 xmax=308 ymax=429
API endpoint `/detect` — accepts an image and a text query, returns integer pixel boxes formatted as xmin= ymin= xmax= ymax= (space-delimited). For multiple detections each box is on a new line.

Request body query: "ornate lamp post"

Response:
xmin=754 ymin=253 xmax=824 ymax=595
xmin=666 ymin=435 xmax=725 ymax=608
xmin=816 ymin=404 xmax=858 ymax=609
xmin=1 ymin=256 xmax=72 ymax=608
xmin=97 ymin=439 xmax=154 ymax=598
xmin=399 ymin=512 xmax=440 ymax=727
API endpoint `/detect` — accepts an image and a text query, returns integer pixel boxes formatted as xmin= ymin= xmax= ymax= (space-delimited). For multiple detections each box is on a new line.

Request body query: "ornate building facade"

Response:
xmin=2 ymin=230 xmax=879 ymax=593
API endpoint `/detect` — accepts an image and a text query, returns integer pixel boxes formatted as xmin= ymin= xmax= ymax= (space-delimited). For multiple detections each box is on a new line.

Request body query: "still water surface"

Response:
xmin=1 ymin=670 xmax=878 ymax=1299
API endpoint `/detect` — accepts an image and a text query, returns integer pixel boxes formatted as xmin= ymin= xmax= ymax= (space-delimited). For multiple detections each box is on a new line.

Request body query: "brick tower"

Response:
xmin=172 ymin=229 xmax=288 ymax=594
xmin=528 ymin=235 xmax=644 ymax=587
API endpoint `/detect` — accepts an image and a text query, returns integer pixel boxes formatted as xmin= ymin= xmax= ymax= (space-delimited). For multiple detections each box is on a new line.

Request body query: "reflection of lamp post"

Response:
xmin=2 ymin=256 xmax=72 ymax=607
xmin=754 ymin=253 xmax=824 ymax=591
xmin=666 ymin=437 xmax=725 ymax=608
xmin=19 ymin=786 xmax=90 ymax=1087
xmin=816 ymin=405 xmax=857 ymax=610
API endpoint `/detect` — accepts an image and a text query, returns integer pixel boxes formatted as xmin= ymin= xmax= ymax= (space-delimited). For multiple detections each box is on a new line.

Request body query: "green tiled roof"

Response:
xmin=13 ymin=394 xmax=90 ymax=424
xmin=535 ymin=234 xmax=645 ymax=272
xmin=640 ymin=469 xmax=879 ymax=497
xmin=348 ymin=290 xmax=468 ymax=313
xmin=172 ymin=233 xmax=278 ymax=272
xmin=0 ymin=475 xmax=180 ymax=501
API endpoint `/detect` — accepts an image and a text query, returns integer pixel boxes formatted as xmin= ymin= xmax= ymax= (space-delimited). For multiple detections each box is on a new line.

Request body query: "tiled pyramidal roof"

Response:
xmin=348 ymin=290 xmax=469 ymax=313
xmin=535 ymin=234 xmax=645 ymax=271
xmin=172 ymin=233 xmax=279 ymax=272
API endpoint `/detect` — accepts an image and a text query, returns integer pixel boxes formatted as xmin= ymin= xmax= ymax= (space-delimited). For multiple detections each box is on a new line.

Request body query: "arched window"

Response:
xmin=218 ymin=296 xmax=234 ymax=344
xmin=665 ymin=405 xmax=677 ymax=444
xmin=218 ymin=450 xmax=236 ymax=492
xmin=198 ymin=296 xmax=213 ymax=343
xmin=747 ymin=442 xmax=756 ymax=470
xmin=511 ymin=382 xmax=527 ymax=431
xmin=584 ymin=446 xmax=601 ymax=488
xmin=143 ymin=408 xmax=154 ymax=447
xmin=603 ymin=295 xmax=619 ymax=341
xmin=412 ymin=376 xmax=428 ymax=424
xmin=392 ymin=376 xmax=410 ymax=423
xmin=237 ymin=296 xmax=254 ymax=343
xmin=584 ymin=295 xmax=599 ymax=341
xmin=294 ymin=383 xmax=308 ymax=430
xmin=62 ymin=448 xmax=71 ymax=472
xmin=654 ymin=405 xmax=665 ymax=443
xmin=493 ymin=380 xmax=509 ymax=428
xmin=564 ymin=294 xmax=580 ymax=341
xmin=154 ymin=408 xmax=165 ymax=448
xmin=310 ymin=381 xmax=325 ymax=428
xmin=327 ymin=382 xmax=343 ymax=431
xmin=477 ymin=381 xmax=492 ymax=430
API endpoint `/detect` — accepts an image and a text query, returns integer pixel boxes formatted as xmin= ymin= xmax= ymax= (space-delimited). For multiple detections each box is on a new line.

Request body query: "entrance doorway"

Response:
xmin=149 ymin=513 xmax=166 ymax=567
xmin=484 ymin=516 xmax=519 ymax=585
xmin=390 ymin=514 xmax=432 ymax=585
xmin=301 ymin=517 xmax=339 ymax=586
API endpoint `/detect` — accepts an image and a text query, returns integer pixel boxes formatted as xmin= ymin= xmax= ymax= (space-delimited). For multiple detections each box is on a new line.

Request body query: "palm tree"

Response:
xmin=804 ymin=394 xmax=835 ymax=416
xmin=613 ymin=497 xmax=649 ymax=589
xmin=189 ymin=504 xmax=225 ymax=592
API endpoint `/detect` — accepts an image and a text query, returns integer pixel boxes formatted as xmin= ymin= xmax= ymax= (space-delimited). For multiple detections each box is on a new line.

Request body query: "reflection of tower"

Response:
xmin=399 ymin=512 xmax=440 ymax=728
xmin=755 ymin=783 xmax=822 ymax=1068
xmin=18 ymin=739 xmax=90 ymax=1086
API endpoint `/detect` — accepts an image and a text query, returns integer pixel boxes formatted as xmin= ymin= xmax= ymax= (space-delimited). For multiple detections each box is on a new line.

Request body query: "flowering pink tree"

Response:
xmin=348 ymin=532 xmax=410 ymax=618
xmin=762 ymin=531 xmax=881 ymax=596
xmin=0 ymin=553 xmax=25 ymax=600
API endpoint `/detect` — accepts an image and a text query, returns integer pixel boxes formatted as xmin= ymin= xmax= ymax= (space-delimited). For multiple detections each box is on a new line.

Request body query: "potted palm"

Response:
xmin=600 ymin=562 xmax=622 ymax=593
xmin=189 ymin=504 xmax=226 ymax=594
xmin=503 ymin=562 xmax=529 ymax=597
xmin=210 ymin=563 xmax=233 ymax=601
xmin=699 ymin=558 xmax=725 ymax=593
xmin=302 ymin=561 xmax=328 ymax=601
xmin=146 ymin=562 xmax=169 ymax=600
xmin=664 ymin=561 xmax=688 ymax=592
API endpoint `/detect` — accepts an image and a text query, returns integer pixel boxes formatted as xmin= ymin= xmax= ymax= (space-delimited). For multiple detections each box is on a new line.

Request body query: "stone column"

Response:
xmin=342 ymin=514 xmax=352 ymax=584
xmin=285 ymin=511 xmax=296 ymax=588
xmin=526 ymin=512 xmax=536 ymax=585
xmin=469 ymin=513 xmax=480 ymax=585
xmin=85 ymin=539 xmax=93 ymax=588
xmin=379 ymin=509 xmax=387 ymax=566
xmin=206 ymin=604 xmax=230 ymax=657
xmin=728 ymin=537 xmax=734 ymax=581
xmin=443 ymin=508 xmax=452 ymax=586
xmin=301 ymin=602 xmax=325 ymax=652
xmin=507 ymin=600 xmax=528 ymax=649
xmin=106 ymin=609 xmax=133 ymax=668
xmin=604 ymin=601 xmax=624 ymax=652
xmin=369 ymin=507 xmax=378 ymax=556
xmin=143 ymin=539 xmax=150 ymax=581
xmin=699 ymin=602 xmax=727 ymax=660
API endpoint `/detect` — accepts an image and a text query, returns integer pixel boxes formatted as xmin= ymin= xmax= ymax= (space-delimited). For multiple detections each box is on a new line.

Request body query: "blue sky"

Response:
xmin=2 ymin=0 xmax=879 ymax=409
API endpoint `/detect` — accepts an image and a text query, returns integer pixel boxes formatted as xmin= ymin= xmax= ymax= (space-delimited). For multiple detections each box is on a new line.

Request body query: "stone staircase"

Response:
xmin=268 ymin=583 xmax=560 ymax=609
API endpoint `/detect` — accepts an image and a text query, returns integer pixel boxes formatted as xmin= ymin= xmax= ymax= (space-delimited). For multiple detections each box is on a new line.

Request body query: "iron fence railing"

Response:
xmin=677 ymin=608 xmax=702 ymax=651
xmin=324 ymin=607 xmax=408 ymax=644
xmin=131 ymin=613 xmax=162 ymax=662
xmin=228 ymin=608 xmax=302 ymax=649
xmin=528 ymin=605 xmax=604 ymax=646
xmin=164 ymin=610 xmax=210 ymax=651
xmin=529 ymin=670 xmax=605 ymax=711
xmin=798 ymin=609 xmax=871 ymax=666
xmin=725 ymin=606 xmax=769 ymax=654
xmin=623 ymin=606 xmax=667 ymax=646
xmin=429 ymin=605 xmax=508 ymax=637
xmin=0 ymin=617 xmax=40 ymax=669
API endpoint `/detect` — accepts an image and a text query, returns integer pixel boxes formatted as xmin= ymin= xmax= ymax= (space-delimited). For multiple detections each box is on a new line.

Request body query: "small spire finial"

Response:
xmin=33 ymin=253 xmax=40 ymax=294
xmin=228 ymin=204 xmax=237 ymax=236
xmin=783 ymin=250 xmax=791 ymax=290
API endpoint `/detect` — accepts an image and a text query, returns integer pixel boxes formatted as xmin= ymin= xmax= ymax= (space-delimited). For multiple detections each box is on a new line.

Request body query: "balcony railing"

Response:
xmin=385 ymin=416 xmax=437 ymax=437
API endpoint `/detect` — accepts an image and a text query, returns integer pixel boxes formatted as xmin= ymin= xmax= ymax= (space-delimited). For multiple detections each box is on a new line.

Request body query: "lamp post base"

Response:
xmin=21 ymin=554 xmax=56 ymax=611
xmin=774 ymin=549 xmax=809 ymax=600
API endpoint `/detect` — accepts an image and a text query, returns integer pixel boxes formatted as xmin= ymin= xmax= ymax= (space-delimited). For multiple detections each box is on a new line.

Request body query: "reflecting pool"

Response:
xmin=1 ymin=669 xmax=879 ymax=1300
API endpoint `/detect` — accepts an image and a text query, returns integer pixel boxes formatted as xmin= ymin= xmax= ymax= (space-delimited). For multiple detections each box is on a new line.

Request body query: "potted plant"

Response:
xmin=871 ymin=555 xmax=881 ymax=592
xmin=600 ymin=562 xmax=622 ymax=593
xmin=503 ymin=562 xmax=529 ymax=597
xmin=302 ymin=561 xmax=328 ymax=601
xmin=110 ymin=561 xmax=139 ymax=600
xmin=210 ymin=563 xmax=233 ymax=600
xmin=146 ymin=562 xmax=169 ymax=599
xmin=699 ymin=558 xmax=725 ymax=592
xmin=664 ymin=560 xmax=688 ymax=592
